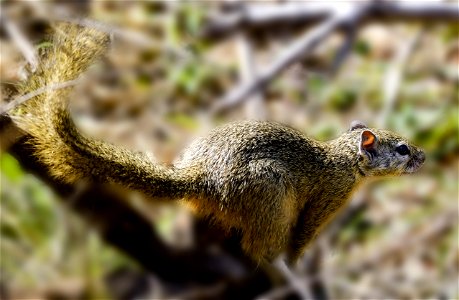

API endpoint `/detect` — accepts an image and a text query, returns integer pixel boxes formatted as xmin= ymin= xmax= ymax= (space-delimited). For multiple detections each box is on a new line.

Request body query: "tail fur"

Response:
xmin=12 ymin=24 xmax=189 ymax=199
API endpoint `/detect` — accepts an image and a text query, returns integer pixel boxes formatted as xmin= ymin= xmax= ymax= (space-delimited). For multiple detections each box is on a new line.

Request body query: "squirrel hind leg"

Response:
xmin=241 ymin=225 xmax=287 ymax=263
xmin=240 ymin=192 xmax=294 ymax=262
xmin=239 ymin=162 xmax=297 ymax=262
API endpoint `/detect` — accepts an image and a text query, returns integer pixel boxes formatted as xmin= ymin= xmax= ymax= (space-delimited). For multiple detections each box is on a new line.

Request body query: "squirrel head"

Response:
xmin=350 ymin=121 xmax=425 ymax=177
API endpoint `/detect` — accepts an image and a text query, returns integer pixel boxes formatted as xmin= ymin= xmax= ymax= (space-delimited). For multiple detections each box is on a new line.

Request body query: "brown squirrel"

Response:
xmin=9 ymin=25 xmax=425 ymax=264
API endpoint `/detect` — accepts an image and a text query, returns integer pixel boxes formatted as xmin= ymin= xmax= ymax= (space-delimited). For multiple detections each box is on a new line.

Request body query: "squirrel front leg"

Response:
xmin=286 ymin=196 xmax=347 ymax=264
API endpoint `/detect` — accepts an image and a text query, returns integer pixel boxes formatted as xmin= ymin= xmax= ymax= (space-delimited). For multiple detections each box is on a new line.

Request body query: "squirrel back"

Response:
xmin=10 ymin=25 xmax=425 ymax=263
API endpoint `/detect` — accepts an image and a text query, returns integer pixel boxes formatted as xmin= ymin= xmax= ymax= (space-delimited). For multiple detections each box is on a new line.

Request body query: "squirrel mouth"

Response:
xmin=404 ymin=155 xmax=425 ymax=174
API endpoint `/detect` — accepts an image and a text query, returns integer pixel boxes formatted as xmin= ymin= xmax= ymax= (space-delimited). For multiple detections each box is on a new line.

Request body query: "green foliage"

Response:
xmin=327 ymin=88 xmax=357 ymax=112
xmin=354 ymin=39 xmax=371 ymax=57
xmin=166 ymin=4 xmax=206 ymax=46
xmin=441 ymin=23 xmax=459 ymax=42
xmin=415 ymin=108 xmax=459 ymax=162
xmin=307 ymin=76 xmax=327 ymax=94
xmin=169 ymin=62 xmax=212 ymax=95
xmin=167 ymin=112 xmax=199 ymax=129
xmin=1 ymin=153 xmax=23 ymax=183
xmin=0 ymin=154 xmax=131 ymax=297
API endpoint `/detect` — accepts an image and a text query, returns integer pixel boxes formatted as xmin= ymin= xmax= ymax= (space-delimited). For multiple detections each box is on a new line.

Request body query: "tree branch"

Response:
xmin=211 ymin=4 xmax=368 ymax=114
xmin=210 ymin=1 xmax=458 ymax=113
xmin=202 ymin=1 xmax=459 ymax=40
xmin=0 ymin=115 xmax=249 ymax=285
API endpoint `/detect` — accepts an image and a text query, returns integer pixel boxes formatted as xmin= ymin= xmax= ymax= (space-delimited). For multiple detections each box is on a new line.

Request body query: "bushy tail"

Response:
xmin=12 ymin=24 xmax=190 ymax=199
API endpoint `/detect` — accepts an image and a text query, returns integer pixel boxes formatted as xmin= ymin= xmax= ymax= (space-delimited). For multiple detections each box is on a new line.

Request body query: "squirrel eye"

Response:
xmin=396 ymin=144 xmax=410 ymax=156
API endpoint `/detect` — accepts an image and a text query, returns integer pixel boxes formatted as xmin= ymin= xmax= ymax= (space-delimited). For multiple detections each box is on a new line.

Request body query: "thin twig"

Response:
xmin=211 ymin=15 xmax=340 ymax=113
xmin=54 ymin=15 xmax=193 ymax=61
xmin=328 ymin=25 xmax=357 ymax=76
xmin=55 ymin=15 xmax=157 ymax=48
xmin=273 ymin=258 xmax=311 ymax=299
xmin=378 ymin=28 xmax=423 ymax=127
xmin=236 ymin=32 xmax=267 ymax=120
xmin=212 ymin=4 xmax=369 ymax=114
xmin=0 ymin=79 xmax=81 ymax=115
xmin=3 ymin=16 xmax=39 ymax=72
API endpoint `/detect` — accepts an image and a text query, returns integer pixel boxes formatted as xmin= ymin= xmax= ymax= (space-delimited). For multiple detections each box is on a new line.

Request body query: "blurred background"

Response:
xmin=0 ymin=1 xmax=458 ymax=299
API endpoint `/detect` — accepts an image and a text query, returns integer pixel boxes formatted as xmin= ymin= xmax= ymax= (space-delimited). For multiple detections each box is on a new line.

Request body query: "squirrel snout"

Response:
xmin=414 ymin=148 xmax=426 ymax=166
xmin=418 ymin=151 xmax=426 ymax=164
xmin=410 ymin=149 xmax=426 ymax=173
xmin=404 ymin=148 xmax=425 ymax=174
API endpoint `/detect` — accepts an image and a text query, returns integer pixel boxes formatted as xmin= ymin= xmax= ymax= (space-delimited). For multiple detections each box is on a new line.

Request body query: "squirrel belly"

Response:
xmin=9 ymin=25 xmax=426 ymax=264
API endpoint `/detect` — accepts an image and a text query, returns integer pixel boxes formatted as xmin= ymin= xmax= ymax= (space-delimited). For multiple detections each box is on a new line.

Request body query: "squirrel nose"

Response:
xmin=418 ymin=151 xmax=426 ymax=164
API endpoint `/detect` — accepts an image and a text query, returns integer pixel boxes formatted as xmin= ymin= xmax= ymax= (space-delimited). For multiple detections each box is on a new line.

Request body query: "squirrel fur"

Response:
xmin=10 ymin=25 xmax=425 ymax=263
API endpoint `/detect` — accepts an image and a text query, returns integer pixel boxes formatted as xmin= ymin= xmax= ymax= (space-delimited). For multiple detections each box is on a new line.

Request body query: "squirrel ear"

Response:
xmin=350 ymin=120 xmax=367 ymax=131
xmin=359 ymin=130 xmax=377 ymax=153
